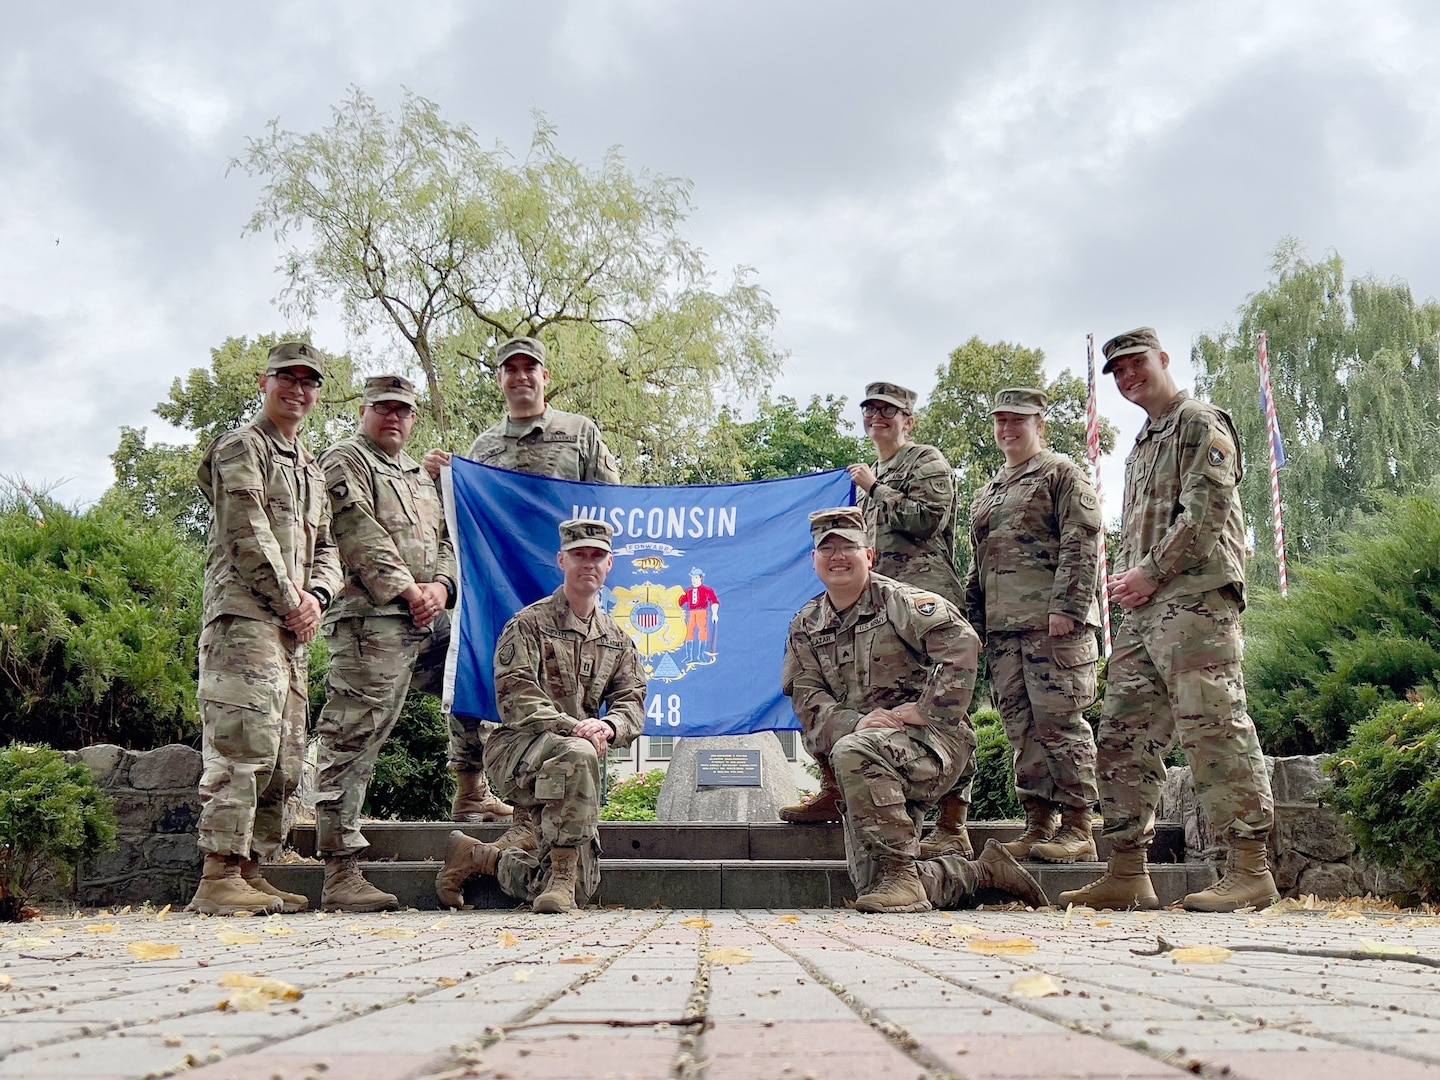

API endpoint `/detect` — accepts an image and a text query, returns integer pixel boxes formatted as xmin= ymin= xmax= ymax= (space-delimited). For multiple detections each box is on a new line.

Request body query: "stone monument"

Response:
xmin=655 ymin=733 xmax=801 ymax=822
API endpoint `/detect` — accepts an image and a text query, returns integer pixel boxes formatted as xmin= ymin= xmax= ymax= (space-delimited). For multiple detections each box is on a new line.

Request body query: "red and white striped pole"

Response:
xmin=1085 ymin=334 xmax=1113 ymax=655
xmin=1258 ymin=332 xmax=1289 ymax=598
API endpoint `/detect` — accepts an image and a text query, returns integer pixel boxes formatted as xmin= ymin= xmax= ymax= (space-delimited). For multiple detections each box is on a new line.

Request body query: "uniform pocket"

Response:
xmin=868 ymin=779 xmax=906 ymax=807
xmin=199 ymin=671 xmax=279 ymax=764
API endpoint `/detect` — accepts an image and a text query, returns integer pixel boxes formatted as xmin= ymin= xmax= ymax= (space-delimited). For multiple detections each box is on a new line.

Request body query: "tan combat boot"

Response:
xmin=974 ymin=839 xmax=1049 ymax=907
xmin=451 ymin=769 xmax=514 ymax=822
xmin=854 ymin=858 xmax=932 ymax=913
xmin=779 ymin=758 xmax=843 ymax=823
xmin=1183 ymin=837 xmax=1280 ymax=912
xmin=188 ymin=854 xmax=283 ymax=916
xmin=239 ymin=856 xmax=309 ymax=913
xmin=919 ymin=793 xmax=974 ymax=858
xmin=998 ymin=798 xmax=1061 ymax=859
xmin=532 ymin=846 xmax=580 ymax=914
xmin=1056 ymin=846 xmax=1159 ymax=910
xmin=322 ymin=855 xmax=400 ymax=913
xmin=434 ymin=830 xmax=503 ymax=908
xmin=1029 ymin=807 xmax=1098 ymax=863
xmin=493 ymin=812 xmax=541 ymax=854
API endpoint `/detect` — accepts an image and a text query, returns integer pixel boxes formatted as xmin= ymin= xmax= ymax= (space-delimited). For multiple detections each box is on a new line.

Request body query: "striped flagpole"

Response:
xmin=1258 ymin=331 xmax=1289 ymax=598
xmin=1085 ymin=334 xmax=1113 ymax=655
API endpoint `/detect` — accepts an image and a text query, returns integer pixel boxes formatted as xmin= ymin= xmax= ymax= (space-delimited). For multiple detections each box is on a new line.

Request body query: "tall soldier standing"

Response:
xmin=191 ymin=341 xmax=343 ymax=916
xmin=964 ymin=388 xmax=1104 ymax=864
xmin=1060 ymin=328 xmax=1278 ymax=912
xmin=314 ymin=375 xmax=458 ymax=912
xmin=425 ymin=336 xmax=621 ymax=822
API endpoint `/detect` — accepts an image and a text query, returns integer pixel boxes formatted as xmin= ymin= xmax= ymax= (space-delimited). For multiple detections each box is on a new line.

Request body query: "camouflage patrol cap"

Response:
xmin=861 ymin=382 xmax=917 ymax=412
xmin=265 ymin=341 xmax=325 ymax=377
xmin=495 ymin=336 xmax=547 ymax=369
xmin=363 ymin=375 xmax=417 ymax=408
xmin=990 ymin=387 xmax=1049 ymax=416
xmin=809 ymin=506 xmax=869 ymax=548
xmin=558 ymin=518 xmax=614 ymax=552
xmin=1101 ymin=327 xmax=1163 ymax=373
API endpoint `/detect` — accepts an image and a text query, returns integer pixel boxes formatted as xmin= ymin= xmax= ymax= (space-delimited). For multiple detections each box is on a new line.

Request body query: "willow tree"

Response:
xmin=913 ymin=337 xmax=1116 ymax=576
xmin=234 ymin=89 xmax=782 ymax=481
xmin=1194 ymin=241 xmax=1440 ymax=588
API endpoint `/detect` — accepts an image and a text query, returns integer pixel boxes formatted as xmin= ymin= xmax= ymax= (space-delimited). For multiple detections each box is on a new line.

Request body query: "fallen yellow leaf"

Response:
xmin=216 ymin=930 xmax=263 ymax=946
xmin=84 ymin=924 xmax=117 ymax=934
xmin=428 ymin=916 xmax=453 ymax=931
xmin=1010 ymin=973 xmax=1061 ymax=998
xmin=498 ymin=931 xmax=520 ymax=948
xmin=155 ymin=904 xmax=171 ymax=921
xmin=0 ymin=974 xmax=12 ymax=990
xmin=1093 ymin=920 xmax=1112 ymax=928
xmin=218 ymin=972 xmax=303 ymax=1004
xmin=949 ymin=924 xmax=984 ymax=938
xmin=513 ymin=969 xmax=532 ymax=982
xmin=1169 ymin=945 xmax=1233 ymax=964
xmin=371 ymin=927 xmax=419 ymax=940
xmin=968 ymin=937 xmax=1038 ymax=956
xmin=706 ymin=947 xmax=753 ymax=966
xmin=775 ymin=915 xmax=800 ymax=924
xmin=263 ymin=923 xmax=296 ymax=936
xmin=681 ymin=918 xmax=713 ymax=930
xmin=435 ymin=977 xmax=459 ymax=988
xmin=5 ymin=938 xmax=57 ymax=950
xmin=559 ymin=956 xmax=599 ymax=965
xmin=343 ymin=923 xmax=369 ymax=933
xmin=128 ymin=942 xmax=183 ymax=961
xmin=1062 ymin=904 xmax=1075 ymax=929
xmin=1361 ymin=939 xmax=1420 ymax=956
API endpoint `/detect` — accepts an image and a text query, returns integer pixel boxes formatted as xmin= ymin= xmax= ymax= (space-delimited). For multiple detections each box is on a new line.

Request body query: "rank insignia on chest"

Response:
xmin=581 ymin=656 xmax=594 ymax=677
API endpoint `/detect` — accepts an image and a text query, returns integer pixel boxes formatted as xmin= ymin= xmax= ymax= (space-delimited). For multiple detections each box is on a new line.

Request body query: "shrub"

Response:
xmin=969 ymin=708 xmax=1022 ymax=819
xmin=1326 ymin=698 xmax=1440 ymax=900
xmin=0 ymin=744 xmax=118 ymax=920
xmin=0 ymin=488 xmax=203 ymax=750
xmin=366 ymin=692 xmax=455 ymax=821
xmin=602 ymin=769 xmax=667 ymax=821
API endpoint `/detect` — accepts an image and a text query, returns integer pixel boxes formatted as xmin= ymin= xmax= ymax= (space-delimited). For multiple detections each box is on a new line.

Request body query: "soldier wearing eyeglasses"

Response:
xmin=312 ymin=375 xmax=459 ymax=911
xmin=190 ymin=341 xmax=342 ymax=916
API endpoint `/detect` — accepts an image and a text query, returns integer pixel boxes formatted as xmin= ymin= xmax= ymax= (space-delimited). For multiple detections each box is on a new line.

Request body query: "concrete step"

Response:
xmin=287 ymin=820 xmax=1187 ymax=864
xmin=264 ymin=858 xmax=1214 ymax=911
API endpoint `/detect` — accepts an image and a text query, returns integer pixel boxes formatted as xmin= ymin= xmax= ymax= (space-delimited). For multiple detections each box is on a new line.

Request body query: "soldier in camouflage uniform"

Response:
xmin=1060 ymin=328 xmax=1278 ymax=913
xmin=435 ymin=519 xmax=647 ymax=913
xmin=313 ymin=375 xmax=461 ymax=912
xmin=425 ymin=336 xmax=621 ymax=821
xmin=782 ymin=508 xmax=1047 ymax=913
xmin=964 ymin=388 xmax=1103 ymax=865
xmin=190 ymin=341 xmax=344 ymax=916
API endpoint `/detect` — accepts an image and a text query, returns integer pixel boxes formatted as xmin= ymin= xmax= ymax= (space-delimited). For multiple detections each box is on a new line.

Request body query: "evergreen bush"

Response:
xmin=601 ymin=769 xmax=666 ymax=821
xmin=366 ymin=692 xmax=455 ymax=821
xmin=969 ymin=708 xmax=1022 ymax=819
xmin=1326 ymin=698 xmax=1440 ymax=900
xmin=0 ymin=744 xmax=118 ymax=920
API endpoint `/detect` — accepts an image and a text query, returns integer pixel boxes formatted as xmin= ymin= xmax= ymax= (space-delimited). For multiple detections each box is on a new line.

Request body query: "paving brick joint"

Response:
xmin=2 ymin=905 xmax=1438 ymax=1080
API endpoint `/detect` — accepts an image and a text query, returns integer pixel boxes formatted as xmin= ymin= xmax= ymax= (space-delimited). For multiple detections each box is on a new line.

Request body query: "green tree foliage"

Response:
xmin=365 ymin=692 xmax=454 ymax=821
xmin=601 ymin=768 xmax=667 ymax=821
xmin=234 ymin=89 xmax=783 ymax=481
xmin=1195 ymin=240 xmax=1440 ymax=586
xmin=688 ymin=394 xmax=869 ymax=483
xmin=106 ymin=334 xmax=361 ymax=541
xmin=0 ymin=487 xmax=203 ymax=749
xmin=1327 ymin=698 xmax=1440 ymax=900
xmin=0 ymin=744 xmax=118 ymax=920
xmin=914 ymin=337 xmax=1117 ymax=576
xmin=968 ymin=708 xmax=1022 ymax=820
xmin=1244 ymin=493 xmax=1440 ymax=755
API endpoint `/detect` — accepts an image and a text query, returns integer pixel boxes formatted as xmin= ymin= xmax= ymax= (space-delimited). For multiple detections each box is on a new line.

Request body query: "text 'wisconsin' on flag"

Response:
xmin=442 ymin=461 xmax=856 ymax=738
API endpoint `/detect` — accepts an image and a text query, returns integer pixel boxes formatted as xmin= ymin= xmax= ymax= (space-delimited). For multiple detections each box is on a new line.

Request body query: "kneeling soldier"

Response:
xmin=783 ymin=508 xmax=1047 ymax=912
xmin=436 ymin=519 xmax=647 ymax=912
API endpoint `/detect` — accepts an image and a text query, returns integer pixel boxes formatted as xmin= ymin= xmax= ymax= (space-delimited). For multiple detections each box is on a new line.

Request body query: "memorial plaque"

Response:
xmin=696 ymin=749 xmax=763 ymax=788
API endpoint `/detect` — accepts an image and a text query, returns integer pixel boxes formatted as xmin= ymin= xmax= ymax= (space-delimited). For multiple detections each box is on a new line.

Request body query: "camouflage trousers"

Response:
xmin=988 ymin=628 xmax=1099 ymax=810
xmin=833 ymin=724 xmax=973 ymax=866
xmin=447 ymin=696 xmax=498 ymax=773
xmin=485 ymin=729 xmax=605 ymax=904
xmin=313 ymin=614 xmax=447 ymax=857
xmin=1098 ymin=588 xmax=1274 ymax=851
xmin=196 ymin=615 xmax=308 ymax=859
xmin=844 ymin=814 xmax=981 ymax=907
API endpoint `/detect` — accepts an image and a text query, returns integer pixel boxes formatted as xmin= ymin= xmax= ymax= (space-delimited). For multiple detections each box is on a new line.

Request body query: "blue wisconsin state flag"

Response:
xmin=443 ymin=461 xmax=855 ymax=737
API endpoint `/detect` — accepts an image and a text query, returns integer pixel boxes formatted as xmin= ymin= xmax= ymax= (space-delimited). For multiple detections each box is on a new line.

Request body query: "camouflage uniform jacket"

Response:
xmin=964 ymin=449 xmax=1102 ymax=638
xmin=466 ymin=407 xmax=621 ymax=482
xmin=197 ymin=415 xmax=343 ymax=627
xmin=319 ymin=434 xmax=458 ymax=620
xmin=1118 ymin=392 xmax=1248 ymax=608
xmin=858 ymin=442 xmax=964 ymax=605
xmin=492 ymin=588 xmax=647 ymax=747
xmin=782 ymin=574 xmax=980 ymax=764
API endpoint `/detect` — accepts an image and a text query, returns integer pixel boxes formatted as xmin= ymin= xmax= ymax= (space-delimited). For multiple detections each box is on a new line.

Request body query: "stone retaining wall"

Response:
xmin=64 ymin=744 xmax=203 ymax=907
xmin=1159 ymin=753 xmax=1411 ymax=899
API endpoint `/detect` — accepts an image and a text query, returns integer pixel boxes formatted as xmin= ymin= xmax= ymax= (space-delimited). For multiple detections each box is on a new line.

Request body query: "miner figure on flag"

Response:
xmin=678 ymin=567 xmax=720 ymax=664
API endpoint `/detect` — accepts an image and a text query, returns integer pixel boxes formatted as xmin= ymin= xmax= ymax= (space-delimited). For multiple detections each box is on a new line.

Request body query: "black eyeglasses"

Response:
xmin=370 ymin=401 xmax=416 ymax=419
xmin=861 ymin=403 xmax=904 ymax=419
xmin=271 ymin=371 xmax=322 ymax=391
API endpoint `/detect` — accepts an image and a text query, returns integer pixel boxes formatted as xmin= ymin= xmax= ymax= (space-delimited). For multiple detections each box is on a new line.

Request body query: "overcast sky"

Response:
xmin=3 ymin=1 xmax=1438 ymax=509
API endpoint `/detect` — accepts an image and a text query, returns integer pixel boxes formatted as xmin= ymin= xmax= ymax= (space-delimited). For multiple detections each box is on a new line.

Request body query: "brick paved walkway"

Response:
xmin=3 ymin=904 xmax=1438 ymax=1079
